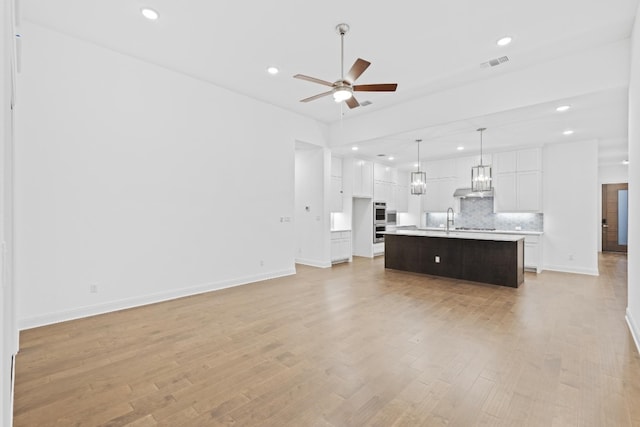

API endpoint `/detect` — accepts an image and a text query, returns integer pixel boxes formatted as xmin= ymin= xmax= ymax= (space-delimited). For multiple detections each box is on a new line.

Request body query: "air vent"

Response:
xmin=480 ymin=56 xmax=509 ymax=68
xmin=377 ymin=154 xmax=386 ymax=157
xmin=360 ymin=100 xmax=372 ymax=107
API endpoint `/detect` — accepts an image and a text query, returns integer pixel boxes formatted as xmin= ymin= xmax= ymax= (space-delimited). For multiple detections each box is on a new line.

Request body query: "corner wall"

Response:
xmin=15 ymin=22 xmax=328 ymax=328
xmin=294 ymin=144 xmax=331 ymax=267
xmin=543 ymin=140 xmax=599 ymax=275
xmin=627 ymin=3 xmax=640 ymax=354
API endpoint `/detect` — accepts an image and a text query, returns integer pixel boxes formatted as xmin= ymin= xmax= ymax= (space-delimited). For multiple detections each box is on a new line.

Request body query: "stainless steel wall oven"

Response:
xmin=374 ymin=201 xmax=386 ymax=243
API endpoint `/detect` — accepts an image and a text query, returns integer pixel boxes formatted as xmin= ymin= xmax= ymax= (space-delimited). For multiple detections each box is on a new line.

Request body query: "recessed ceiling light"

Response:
xmin=556 ymin=105 xmax=571 ymax=112
xmin=563 ymin=130 xmax=574 ymax=135
xmin=266 ymin=66 xmax=279 ymax=75
xmin=388 ymin=156 xmax=394 ymax=161
xmin=414 ymin=163 xmax=420 ymax=168
xmin=141 ymin=7 xmax=159 ymax=20
xmin=496 ymin=36 xmax=512 ymax=47
xmin=457 ymin=146 xmax=465 ymax=151
xmin=351 ymin=146 xmax=358 ymax=151
xmin=622 ymin=160 xmax=629 ymax=165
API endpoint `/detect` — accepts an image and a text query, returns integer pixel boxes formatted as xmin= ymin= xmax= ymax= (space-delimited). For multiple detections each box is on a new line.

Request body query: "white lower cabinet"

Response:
xmin=331 ymin=231 xmax=352 ymax=264
xmin=524 ymin=235 xmax=542 ymax=273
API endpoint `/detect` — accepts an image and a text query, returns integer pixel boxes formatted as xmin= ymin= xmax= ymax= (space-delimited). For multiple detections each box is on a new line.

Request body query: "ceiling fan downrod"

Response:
xmin=336 ymin=23 xmax=350 ymax=81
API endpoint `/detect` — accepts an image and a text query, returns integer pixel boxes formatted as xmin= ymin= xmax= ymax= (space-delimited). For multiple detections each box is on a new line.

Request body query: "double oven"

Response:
xmin=374 ymin=201 xmax=387 ymax=243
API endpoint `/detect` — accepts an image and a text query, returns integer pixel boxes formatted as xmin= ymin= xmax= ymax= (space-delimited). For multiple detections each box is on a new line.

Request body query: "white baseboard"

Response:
xmin=543 ymin=264 xmax=599 ymax=276
xmin=626 ymin=308 xmax=640 ymax=355
xmin=295 ymin=257 xmax=331 ymax=268
xmin=18 ymin=268 xmax=296 ymax=330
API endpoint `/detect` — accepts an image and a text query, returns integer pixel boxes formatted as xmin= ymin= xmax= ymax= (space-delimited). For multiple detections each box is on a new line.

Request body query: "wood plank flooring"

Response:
xmin=13 ymin=253 xmax=640 ymax=426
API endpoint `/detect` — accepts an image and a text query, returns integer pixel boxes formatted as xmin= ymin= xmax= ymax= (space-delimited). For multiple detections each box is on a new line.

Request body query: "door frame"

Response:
xmin=601 ymin=183 xmax=628 ymax=253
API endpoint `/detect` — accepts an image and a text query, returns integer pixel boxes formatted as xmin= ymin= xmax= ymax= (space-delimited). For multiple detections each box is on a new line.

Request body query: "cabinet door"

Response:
xmin=395 ymin=184 xmax=409 ymax=212
xmin=331 ymin=156 xmax=343 ymax=178
xmin=395 ymin=171 xmax=409 ymax=212
xmin=495 ymin=173 xmax=517 ymax=212
xmin=455 ymin=156 xmax=476 ymax=188
xmin=353 ymin=159 xmax=373 ymax=197
xmin=495 ymin=151 xmax=517 ymax=174
xmin=516 ymin=171 xmax=541 ymax=212
xmin=386 ymin=183 xmax=397 ymax=211
xmin=330 ymin=176 xmax=343 ymax=212
xmin=524 ymin=242 xmax=538 ymax=269
xmin=516 ymin=148 xmax=540 ymax=172
xmin=374 ymin=163 xmax=386 ymax=182
xmin=361 ymin=160 xmax=373 ymax=197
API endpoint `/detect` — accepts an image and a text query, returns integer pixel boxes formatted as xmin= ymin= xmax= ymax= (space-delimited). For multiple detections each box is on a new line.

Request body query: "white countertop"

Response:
xmin=422 ymin=227 xmax=543 ymax=236
xmin=384 ymin=229 xmax=524 ymax=242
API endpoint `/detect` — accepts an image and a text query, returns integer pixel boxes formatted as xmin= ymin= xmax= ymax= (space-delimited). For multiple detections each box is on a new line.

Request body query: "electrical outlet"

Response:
xmin=435 ymin=256 xmax=440 ymax=263
xmin=89 ymin=283 xmax=98 ymax=293
xmin=568 ymin=254 xmax=574 ymax=261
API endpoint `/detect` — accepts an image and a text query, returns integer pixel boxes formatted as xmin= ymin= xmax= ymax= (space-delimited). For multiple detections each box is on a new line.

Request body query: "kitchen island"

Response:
xmin=384 ymin=229 xmax=524 ymax=287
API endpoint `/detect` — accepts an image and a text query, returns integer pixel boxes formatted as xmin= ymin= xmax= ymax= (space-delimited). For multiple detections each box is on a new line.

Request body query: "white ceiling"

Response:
xmin=19 ymin=0 xmax=637 ymax=169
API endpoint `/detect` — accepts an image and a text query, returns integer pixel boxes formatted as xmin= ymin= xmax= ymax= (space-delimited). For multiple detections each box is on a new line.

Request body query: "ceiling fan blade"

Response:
xmin=300 ymin=91 xmax=333 ymax=103
xmin=345 ymin=96 xmax=360 ymax=109
xmin=345 ymin=58 xmax=371 ymax=83
xmin=293 ymin=74 xmax=334 ymax=87
xmin=353 ymin=83 xmax=398 ymax=92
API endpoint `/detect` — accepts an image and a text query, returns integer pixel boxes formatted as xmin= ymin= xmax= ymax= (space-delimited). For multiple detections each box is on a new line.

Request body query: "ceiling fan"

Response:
xmin=294 ymin=23 xmax=398 ymax=109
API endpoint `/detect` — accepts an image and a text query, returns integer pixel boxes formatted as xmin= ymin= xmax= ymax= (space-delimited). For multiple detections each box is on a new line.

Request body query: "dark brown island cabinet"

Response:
xmin=384 ymin=231 xmax=525 ymax=288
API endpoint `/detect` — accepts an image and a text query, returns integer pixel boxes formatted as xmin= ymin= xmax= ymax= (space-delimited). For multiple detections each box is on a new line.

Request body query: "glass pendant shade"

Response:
xmin=471 ymin=127 xmax=492 ymax=192
xmin=411 ymin=171 xmax=427 ymax=195
xmin=471 ymin=165 xmax=492 ymax=191
xmin=411 ymin=139 xmax=426 ymax=195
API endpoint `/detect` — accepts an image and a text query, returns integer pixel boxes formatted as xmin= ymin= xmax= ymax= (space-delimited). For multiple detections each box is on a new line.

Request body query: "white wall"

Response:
xmin=1 ymin=1 xmax=18 ymax=425
xmin=15 ymin=22 xmax=328 ymax=328
xmin=599 ymin=164 xmax=629 ymax=184
xmin=627 ymin=4 xmax=640 ymax=354
xmin=543 ymin=140 xmax=599 ymax=275
xmin=294 ymin=144 xmax=330 ymax=267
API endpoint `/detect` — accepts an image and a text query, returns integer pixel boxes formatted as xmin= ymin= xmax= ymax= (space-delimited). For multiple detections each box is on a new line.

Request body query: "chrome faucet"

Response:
xmin=446 ymin=207 xmax=454 ymax=232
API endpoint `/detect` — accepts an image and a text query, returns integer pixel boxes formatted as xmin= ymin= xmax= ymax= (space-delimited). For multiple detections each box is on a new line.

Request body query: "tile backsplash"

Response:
xmin=425 ymin=197 xmax=543 ymax=231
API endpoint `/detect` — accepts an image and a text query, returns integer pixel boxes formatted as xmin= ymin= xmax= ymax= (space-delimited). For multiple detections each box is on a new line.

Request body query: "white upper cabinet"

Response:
xmin=454 ymin=155 xmax=492 ymax=188
xmin=516 ymin=148 xmax=541 ymax=172
xmin=353 ymin=159 xmax=373 ymax=198
xmin=494 ymin=148 xmax=542 ymax=212
xmin=495 ymin=151 xmax=517 ymax=174
xmin=395 ymin=171 xmax=409 ymax=212
xmin=331 ymin=156 xmax=343 ymax=177
xmin=373 ymin=163 xmax=397 ymax=183
xmin=330 ymin=157 xmax=344 ymax=212
xmin=425 ymin=158 xmax=455 ymax=179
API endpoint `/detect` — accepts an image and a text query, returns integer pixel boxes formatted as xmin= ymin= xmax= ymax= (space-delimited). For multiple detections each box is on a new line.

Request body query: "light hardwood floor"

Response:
xmin=13 ymin=253 xmax=640 ymax=426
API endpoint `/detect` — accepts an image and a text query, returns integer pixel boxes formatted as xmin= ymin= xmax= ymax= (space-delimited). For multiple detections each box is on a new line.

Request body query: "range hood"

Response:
xmin=453 ymin=188 xmax=494 ymax=198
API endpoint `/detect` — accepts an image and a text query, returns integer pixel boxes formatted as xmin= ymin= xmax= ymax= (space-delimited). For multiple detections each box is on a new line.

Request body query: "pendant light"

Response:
xmin=471 ymin=128 xmax=492 ymax=192
xmin=411 ymin=139 xmax=427 ymax=195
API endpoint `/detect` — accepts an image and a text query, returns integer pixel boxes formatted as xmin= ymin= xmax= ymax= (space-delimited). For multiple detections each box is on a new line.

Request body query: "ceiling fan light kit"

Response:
xmin=294 ymin=23 xmax=398 ymax=109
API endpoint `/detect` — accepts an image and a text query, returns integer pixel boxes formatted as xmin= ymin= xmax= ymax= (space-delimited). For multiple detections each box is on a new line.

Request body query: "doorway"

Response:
xmin=602 ymin=183 xmax=628 ymax=253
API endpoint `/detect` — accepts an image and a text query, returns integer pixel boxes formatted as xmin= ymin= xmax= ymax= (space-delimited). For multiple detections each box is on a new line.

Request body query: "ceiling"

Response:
xmin=20 ymin=0 xmax=637 ymax=169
